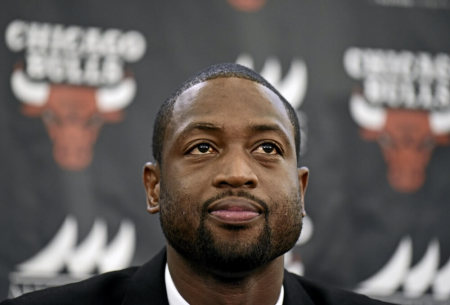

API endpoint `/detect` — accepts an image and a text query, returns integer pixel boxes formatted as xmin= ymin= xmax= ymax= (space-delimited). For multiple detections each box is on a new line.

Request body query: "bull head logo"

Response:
xmin=350 ymin=94 xmax=450 ymax=193
xmin=11 ymin=69 xmax=136 ymax=171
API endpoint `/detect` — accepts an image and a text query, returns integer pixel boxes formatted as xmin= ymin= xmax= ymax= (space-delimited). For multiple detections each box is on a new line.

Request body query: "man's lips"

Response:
xmin=207 ymin=198 xmax=263 ymax=223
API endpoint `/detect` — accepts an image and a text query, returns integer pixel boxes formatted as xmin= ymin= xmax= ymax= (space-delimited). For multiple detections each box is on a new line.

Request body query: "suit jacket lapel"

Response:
xmin=122 ymin=249 xmax=169 ymax=305
xmin=122 ymin=249 xmax=316 ymax=305
xmin=283 ymin=271 xmax=315 ymax=305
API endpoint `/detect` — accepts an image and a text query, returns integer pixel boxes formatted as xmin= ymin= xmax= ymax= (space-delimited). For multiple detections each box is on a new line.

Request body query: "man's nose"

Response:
xmin=212 ymin=151 xmax=258 ymax=188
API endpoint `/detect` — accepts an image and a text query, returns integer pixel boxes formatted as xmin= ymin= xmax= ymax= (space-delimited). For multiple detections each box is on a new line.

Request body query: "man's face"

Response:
xmin=145 ymin=77 xmax=308 ymax=275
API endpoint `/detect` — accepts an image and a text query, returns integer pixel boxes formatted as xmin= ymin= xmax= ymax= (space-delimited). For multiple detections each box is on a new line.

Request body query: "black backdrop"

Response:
xmin=1 ymin=1 xmax=450 ymax=304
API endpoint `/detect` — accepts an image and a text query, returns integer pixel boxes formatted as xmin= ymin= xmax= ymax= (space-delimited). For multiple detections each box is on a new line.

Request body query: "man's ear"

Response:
xmin=297 ymin=167 xmax=309 ymax=217
xmin=143 ymin=162 xmax=161 ymax=214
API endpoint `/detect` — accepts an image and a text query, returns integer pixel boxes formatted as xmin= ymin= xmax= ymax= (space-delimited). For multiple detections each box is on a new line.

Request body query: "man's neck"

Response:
xmin=166 ymin=245 xmax=285 ymax=305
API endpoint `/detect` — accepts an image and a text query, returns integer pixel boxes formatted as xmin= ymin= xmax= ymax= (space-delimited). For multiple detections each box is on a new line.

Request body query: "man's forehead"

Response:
xmin=161 ymin=77 xmax=296 ymax=154
xmin=172 ymin=77 xmax=288 ymax=118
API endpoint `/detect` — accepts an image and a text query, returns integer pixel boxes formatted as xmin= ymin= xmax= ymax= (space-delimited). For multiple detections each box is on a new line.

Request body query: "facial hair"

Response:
xmin=159 ymin=187 xmax=303 ymax=275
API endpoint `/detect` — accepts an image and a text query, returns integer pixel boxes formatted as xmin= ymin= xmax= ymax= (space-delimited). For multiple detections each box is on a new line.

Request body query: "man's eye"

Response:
xmin=189 ymin=143 xmax=215 ymax=154
xmin=254 ymin=143 xmax=280 ymax=155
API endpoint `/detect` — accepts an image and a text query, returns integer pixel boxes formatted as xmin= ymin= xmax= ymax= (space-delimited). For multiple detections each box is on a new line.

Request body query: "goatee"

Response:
xmin=159 ymin=188 xmax=303 ymax=275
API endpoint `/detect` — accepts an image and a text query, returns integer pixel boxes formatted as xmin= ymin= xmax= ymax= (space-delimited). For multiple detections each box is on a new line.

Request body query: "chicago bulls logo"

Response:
xmin=6 ymin=20 xmax=146 ymax=171
xmin=344 ymin=48 xmax=450 ymax=192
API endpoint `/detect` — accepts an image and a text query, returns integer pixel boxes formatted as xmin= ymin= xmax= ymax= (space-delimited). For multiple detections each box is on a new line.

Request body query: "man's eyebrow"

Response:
xmin=183 ymin=122 xmax=222 ymax=132
xmin=176 ymin=122 xmax=292 ymax=145
xmin=185 ymin=122 xmax=222 ymax=130
xmin=176 ymin=122 xmax=223 ymax=140
xmin=249 ymin=124 xmax=283 ymax=133
xmin=249 ymin=123 xmax=292 ymax=145
xmin=250 ymin=123 xmax=288 ymax=135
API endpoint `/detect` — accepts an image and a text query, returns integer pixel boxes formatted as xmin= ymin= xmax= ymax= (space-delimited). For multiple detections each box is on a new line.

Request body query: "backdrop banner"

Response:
xmin=1 ymin=1 xmax=449 ymax=304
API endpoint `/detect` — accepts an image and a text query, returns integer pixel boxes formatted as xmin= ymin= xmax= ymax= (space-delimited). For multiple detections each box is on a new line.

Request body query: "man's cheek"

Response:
xmin=269 ymin=196 xmax=302 ymax=228
xmin=161 ymin=208 xmax=200 ymax=242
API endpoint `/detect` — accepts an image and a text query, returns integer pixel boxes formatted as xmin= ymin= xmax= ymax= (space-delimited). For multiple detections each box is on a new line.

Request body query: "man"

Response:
xmin=1 ymin=63 xmax=394 ymax=304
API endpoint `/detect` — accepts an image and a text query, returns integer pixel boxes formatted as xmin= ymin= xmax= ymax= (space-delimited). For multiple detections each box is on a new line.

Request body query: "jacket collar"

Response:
xmin=122 ymin=248 xmax=315 ymax=305
xmin=283 ymin=270 xmax=315 ymax=305
xmin=122 ymin=248 xmax=169 ymax=305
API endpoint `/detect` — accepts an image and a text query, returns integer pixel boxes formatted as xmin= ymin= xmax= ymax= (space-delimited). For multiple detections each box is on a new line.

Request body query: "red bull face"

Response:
xmin=361 ymin=110 xmax=435 ymax=192
xmin=22 ymin=85 xmax=122 ymax=171
xmin=350 ymin=94 xmax=450 ymax=193
xmin=11 ymin=69 xmax=136 ymax=171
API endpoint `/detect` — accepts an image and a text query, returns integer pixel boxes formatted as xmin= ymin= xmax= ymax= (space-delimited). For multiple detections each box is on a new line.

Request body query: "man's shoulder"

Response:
xmin=284 ymin=271 xmax=396 ymax=305
xmin=0 ymin=267 xmax=139 ymax=305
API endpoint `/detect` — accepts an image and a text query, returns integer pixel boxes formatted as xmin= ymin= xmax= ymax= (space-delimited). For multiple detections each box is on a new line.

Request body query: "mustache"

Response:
xmin=201 ymin=190 xmax=269 ymax=214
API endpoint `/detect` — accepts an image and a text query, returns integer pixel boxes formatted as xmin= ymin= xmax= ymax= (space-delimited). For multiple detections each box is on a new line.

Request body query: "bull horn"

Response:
xmin=356 ymin=236 xmax=412 ymax=296
xmin=350 ymin=94 xmax=386 ymax=130
xmin=66 ymin=218 xmax=107 ymax=276
xmin=260 ymin=57 xmax=282 ymax=86
xmin=96 ymin=78 xmax=136 ymax=112
xmin=98 ymin=219 xmax=135 ymax=273
xmin=10 ymin=70 xmax=49 ymax=106
xmin=403 ymin=239 xmax=440 ymax=298
xmin=17 ymin=216 xmax=78 ymax=274
xmin=296 ymin=215 xmax=313 ymax=246
xmin=434 ymin=254 xmax=450 ymax=300
xmin=430 ymin=109 xmax=450 ymax=134
xmin=236 ymin=53 xmax=254 ymax=70
xmin=278 ymin=59 xmax=307 ymax=109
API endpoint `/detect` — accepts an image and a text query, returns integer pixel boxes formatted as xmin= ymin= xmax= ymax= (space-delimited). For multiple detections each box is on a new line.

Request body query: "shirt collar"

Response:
xmin=165 ymin=263 xmax=189 ymax=305
xmin=165 ymin=263 xmax=284 ymax=305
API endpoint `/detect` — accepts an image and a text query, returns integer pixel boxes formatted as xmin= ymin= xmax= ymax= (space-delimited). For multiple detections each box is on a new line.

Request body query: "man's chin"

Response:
xmin=187 ymin=224 xmax=274 ymax=274
xmin=190 ymin=246 xmax=273 ymax=276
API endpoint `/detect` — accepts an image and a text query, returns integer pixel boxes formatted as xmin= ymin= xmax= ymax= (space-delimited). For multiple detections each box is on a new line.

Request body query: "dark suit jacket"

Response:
xmin=1 ymin=249 xmax=395 ymax=305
